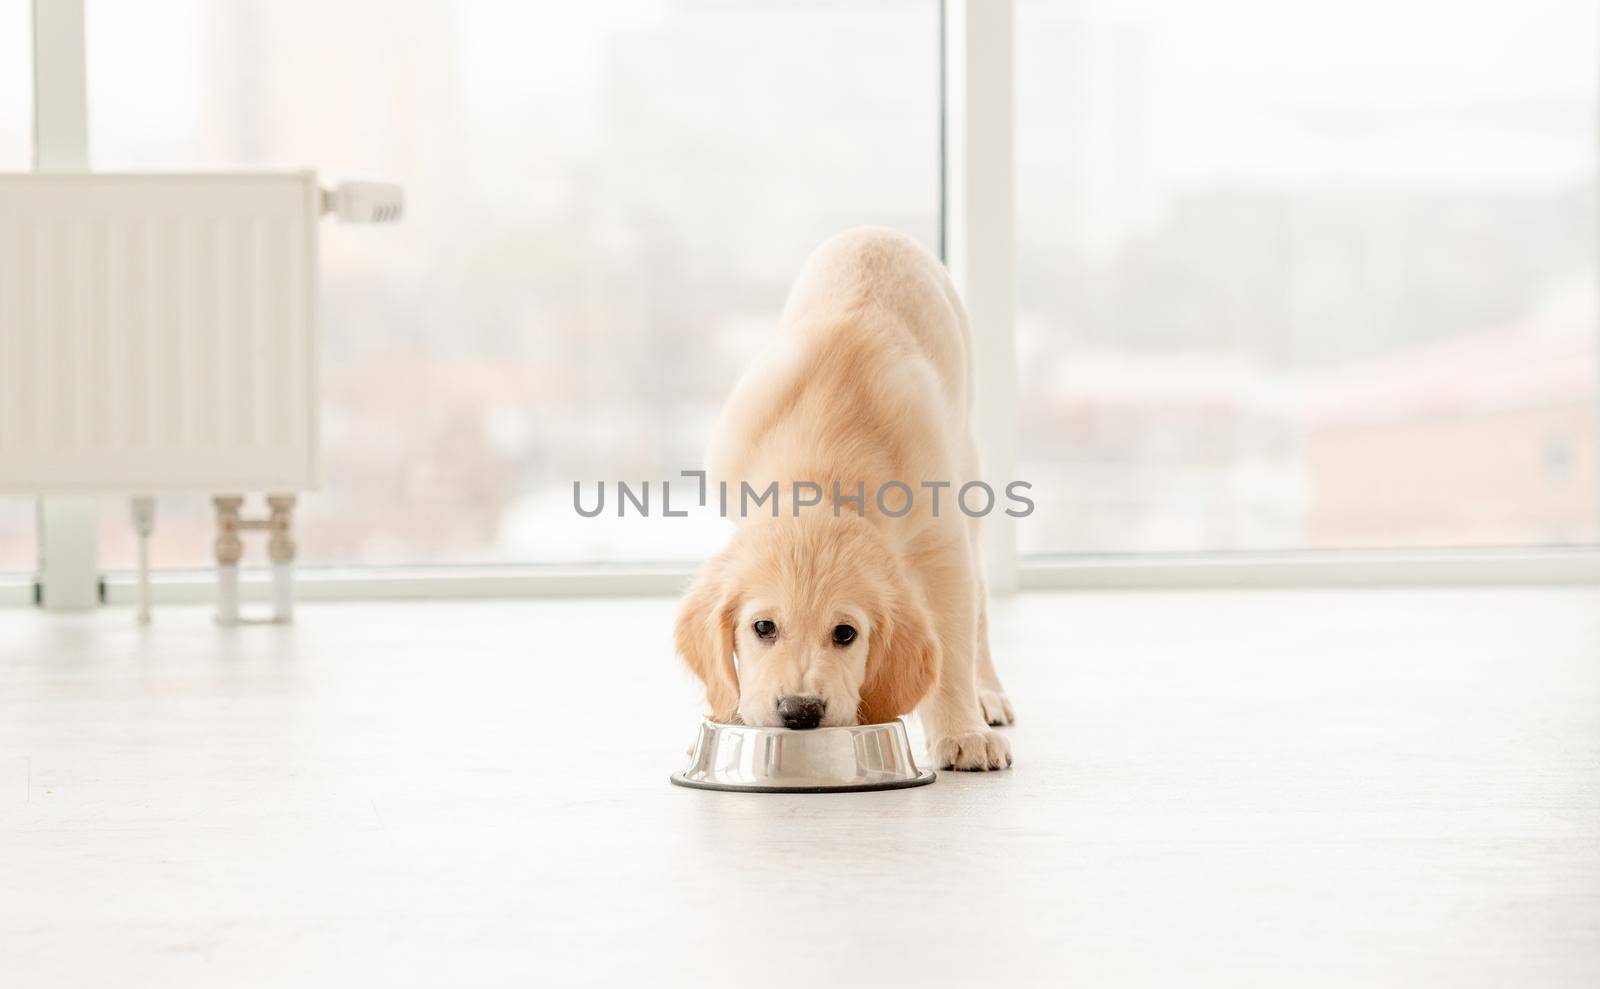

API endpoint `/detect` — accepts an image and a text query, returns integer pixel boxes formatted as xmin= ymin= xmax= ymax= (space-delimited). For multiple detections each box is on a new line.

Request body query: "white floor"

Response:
xmin=2 ymin=588 xmax=1598 ymax=987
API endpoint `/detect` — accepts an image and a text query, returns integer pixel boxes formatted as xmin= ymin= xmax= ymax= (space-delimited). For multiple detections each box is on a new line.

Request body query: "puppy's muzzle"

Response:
xmin=777 ymin=695 xmax=826 ymax=730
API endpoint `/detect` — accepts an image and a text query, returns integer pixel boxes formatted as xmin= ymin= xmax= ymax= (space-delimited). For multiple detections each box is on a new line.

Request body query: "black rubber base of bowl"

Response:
xmin=669 ymin=770 xmax=936 ymax=794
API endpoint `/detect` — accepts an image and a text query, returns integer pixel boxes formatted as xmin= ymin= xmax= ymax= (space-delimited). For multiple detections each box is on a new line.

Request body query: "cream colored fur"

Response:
xmin=675 ymin=227 xmax=1013 ymax=771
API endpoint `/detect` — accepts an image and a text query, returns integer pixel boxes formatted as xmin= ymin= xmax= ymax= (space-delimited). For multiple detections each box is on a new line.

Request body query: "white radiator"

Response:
xmin=0 ymin=170 xmax=405 ymax=623
xmin=0 ymin=172 xmax=320 ymax=495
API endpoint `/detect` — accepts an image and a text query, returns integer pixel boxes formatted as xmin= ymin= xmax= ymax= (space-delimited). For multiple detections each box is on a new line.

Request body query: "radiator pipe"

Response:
xmin=130 ymin=496 xmax=155 ymax=624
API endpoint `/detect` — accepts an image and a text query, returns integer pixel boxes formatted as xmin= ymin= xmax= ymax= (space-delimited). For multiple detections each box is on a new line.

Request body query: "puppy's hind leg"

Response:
xmin=973 ymin=575 xmax=1015 ymax=727
xmin=916 ymin=544 xmax=1012 ymax=771
xmin=970 ymin=540 xmax=1015 ymax=727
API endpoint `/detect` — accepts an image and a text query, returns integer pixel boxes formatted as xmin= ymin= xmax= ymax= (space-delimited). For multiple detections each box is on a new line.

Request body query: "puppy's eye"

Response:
xmin=832 ymin=624 xmax=857 ymax=646
xmin=753 ymin=619 xmax=777 ymax=640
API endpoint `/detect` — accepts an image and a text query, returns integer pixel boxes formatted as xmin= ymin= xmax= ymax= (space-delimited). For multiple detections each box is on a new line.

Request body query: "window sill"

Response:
xmin=4 ymin=548 xmax=1599 ymax=608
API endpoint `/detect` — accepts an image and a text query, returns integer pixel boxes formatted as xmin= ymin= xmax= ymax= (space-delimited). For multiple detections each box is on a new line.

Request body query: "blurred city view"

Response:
xmin=0 ymin=0 xmax=1595 ymax=572
xmin=82 ymin=0 xmax=940 ymax=567
xmin=1016 ymin=0 xmax=1598 ymax=553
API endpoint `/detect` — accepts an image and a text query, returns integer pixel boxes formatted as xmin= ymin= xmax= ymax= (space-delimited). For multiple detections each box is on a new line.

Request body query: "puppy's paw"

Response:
xmin=931 ymin=729 xmax=1013 ymax=771
xmin=979 ymin=688 xmax=1015 ymax=727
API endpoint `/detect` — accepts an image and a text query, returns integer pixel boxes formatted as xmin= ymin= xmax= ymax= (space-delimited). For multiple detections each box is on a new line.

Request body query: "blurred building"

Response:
xmin=1301 ymin=291 xmax=1598 ymax=548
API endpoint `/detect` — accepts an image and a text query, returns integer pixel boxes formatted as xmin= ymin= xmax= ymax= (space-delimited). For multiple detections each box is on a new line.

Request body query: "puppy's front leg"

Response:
xmin=916 ymin=553 xmax=1012 ymax=771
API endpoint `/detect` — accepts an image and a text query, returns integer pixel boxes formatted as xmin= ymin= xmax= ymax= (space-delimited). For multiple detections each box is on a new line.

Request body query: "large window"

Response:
xmin=1015 ymin=0 xmax=1599 ymax=554
xmin=82 ymin=0 xmax=939 ymax=568
xmin=7 ymin=1 xmax=1597 ymax=581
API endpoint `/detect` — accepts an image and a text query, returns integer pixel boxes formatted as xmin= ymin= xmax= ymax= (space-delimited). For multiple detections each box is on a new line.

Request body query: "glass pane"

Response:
xmin=0 ymin=0 xmax=26 ymax=169
xmin=87 ymin=0 xmax=939 ymax=568
xmin=0 ymin=0 xmax=31 ymax=572
xmin=0 ymin=0 xmax=27 ymax=168
xmin=1016 ymin=0 xmax=1599 ymax=553
xmin=0 ymin=501 xmax=32 ymax=575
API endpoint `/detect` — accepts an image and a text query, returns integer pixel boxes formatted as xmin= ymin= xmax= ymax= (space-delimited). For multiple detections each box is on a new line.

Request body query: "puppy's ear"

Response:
xmin=675 ymin=554 xmax=740 ymax=723
xmin=858 ymin=580 xmax=939 ymax=725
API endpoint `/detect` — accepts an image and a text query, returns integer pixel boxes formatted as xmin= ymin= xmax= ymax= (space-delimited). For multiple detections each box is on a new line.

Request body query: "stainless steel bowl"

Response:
xmin=671 ymin=718 xmax=936 ymax=793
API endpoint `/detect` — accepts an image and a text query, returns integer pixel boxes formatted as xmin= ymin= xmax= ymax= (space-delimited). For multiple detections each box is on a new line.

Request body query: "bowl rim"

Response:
xmin=694 ymin=717 xmax=913 ymax=734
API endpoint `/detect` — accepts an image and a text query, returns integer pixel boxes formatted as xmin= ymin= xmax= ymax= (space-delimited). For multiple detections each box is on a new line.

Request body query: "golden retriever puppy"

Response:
xmin=675 ymin=227 xmax=1013 ymax=771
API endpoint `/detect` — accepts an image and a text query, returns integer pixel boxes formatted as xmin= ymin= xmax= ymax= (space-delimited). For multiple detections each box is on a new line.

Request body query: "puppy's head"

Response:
xmin=674 ymin=514 xmax=938 ymax=728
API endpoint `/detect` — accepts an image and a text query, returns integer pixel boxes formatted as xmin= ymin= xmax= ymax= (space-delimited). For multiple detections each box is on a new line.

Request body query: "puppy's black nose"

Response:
xmin=777 ymin=695 xmax=825 ymax=730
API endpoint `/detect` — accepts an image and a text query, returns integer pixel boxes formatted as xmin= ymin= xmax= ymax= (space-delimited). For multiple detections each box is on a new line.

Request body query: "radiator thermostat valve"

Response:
xmin=322 ymin=180 xmax=404 ymax=223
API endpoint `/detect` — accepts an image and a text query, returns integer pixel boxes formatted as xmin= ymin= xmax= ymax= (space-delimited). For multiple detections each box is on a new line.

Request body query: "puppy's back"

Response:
xmin=780 ymin=227 xmax=972 ymax=415
xmin=708 ymin=228 xmax=970 ymax=489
